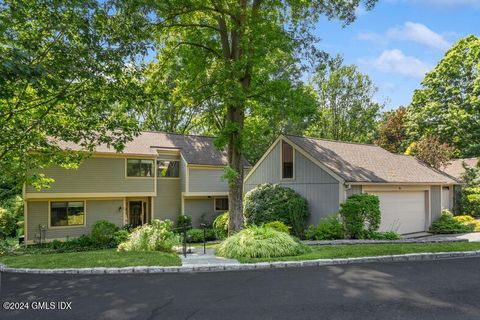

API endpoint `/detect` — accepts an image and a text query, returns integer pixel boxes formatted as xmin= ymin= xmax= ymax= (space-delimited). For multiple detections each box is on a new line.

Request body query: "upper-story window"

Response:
xmin=127 ymin=159 xmax=154 ymax=177
xmin=157 ymin=160 xmax=180 ymax=177
xmin=282 ymin=141 xmax=294 ymax=179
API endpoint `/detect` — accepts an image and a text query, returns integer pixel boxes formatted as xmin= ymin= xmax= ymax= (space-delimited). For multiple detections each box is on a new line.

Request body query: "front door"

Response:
xmin=129 ymin=201 xmax=143 ymax=227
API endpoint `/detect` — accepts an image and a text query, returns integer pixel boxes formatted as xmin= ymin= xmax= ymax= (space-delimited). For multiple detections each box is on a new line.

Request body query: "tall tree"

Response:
xmin=375 ymin=106 xmax=408 ymax=153
xmin=405 ymin=137 xmax=453 ymax=170
xmin=120 ymin=0 xmax=378 ymax=233
xmin=306 ymin=56 xmax=382 ymax=143
xmin=0 ymin=0 xmax=146 ymax=188
xmin=406 ymin=35 xmax=480 ymax=157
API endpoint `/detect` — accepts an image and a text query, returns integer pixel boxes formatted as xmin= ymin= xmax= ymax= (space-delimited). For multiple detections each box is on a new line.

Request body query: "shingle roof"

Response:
xmin=441 ymin=158 xmax=479 ymax=179
xmin=284 ymin=135 xmax=458 ymax=184
xmin=57 ymin=131 xmax=248 ymax=166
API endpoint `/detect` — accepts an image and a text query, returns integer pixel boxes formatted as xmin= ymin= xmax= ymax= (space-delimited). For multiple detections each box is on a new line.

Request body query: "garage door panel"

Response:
xmin=373 ymin=191 xmax=426 ymax=234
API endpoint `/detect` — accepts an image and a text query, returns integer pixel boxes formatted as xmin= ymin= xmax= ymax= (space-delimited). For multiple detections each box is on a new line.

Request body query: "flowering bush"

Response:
xmin=118 ymin=219 xmax=178 ymax=252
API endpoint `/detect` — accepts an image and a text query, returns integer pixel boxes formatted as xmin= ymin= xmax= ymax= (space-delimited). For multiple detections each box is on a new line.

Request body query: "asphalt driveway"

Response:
xmin=1 ymin=257 xmax=480 ymax=320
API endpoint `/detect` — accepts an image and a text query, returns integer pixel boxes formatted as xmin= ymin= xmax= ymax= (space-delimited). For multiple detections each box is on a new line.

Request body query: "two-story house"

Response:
xmin=23 ymin=132 xmax=248 ymax=244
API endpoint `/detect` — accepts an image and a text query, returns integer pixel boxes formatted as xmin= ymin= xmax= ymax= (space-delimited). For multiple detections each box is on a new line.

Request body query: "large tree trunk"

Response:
xmin=227 ymin=106 xmax=245 ymax=234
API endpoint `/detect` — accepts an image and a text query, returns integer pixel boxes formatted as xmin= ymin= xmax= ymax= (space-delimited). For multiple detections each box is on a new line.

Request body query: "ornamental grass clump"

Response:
xmin=118 ymin=219 xmax=178 ymax=252
xmin=216 ymin=225 xmax=307 ymax=259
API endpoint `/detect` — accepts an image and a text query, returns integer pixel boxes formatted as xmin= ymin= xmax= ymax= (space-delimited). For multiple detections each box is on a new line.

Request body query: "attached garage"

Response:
xmin=372 ymin=191 xmax=427 ymax=234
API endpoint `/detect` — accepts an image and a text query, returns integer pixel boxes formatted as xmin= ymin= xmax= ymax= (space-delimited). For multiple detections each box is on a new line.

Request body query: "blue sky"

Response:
xmin=313 ymin=0 xmax=480 ymax=110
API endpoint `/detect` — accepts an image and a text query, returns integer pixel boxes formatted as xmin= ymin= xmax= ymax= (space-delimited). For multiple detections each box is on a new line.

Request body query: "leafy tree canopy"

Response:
xmin=375 ymin=106 xmax=408 ymax=153
xmin=405 ymin=136 xmax=453 ymax=170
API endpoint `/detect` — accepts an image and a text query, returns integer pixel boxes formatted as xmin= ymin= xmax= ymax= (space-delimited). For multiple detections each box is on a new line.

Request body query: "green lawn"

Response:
xmin=235 ymin=242 xmax=480 ymax=263
xmin=0 ymin=249 xmax=181 ymax=269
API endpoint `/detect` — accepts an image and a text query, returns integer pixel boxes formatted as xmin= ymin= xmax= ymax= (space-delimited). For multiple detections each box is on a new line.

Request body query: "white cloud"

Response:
xmin=360 ymin=49 xmax=431 ymax=78
xmin=386 ymin=22 xmax=450 ymax=50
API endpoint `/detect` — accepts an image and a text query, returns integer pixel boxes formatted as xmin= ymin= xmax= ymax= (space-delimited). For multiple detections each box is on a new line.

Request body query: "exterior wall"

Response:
xmin=153 ymin=178 xmax=181 ymax=222
xmin=180 ymin=157 xmax=188 ymax=192
xmin=346 ymin=185 xmax=362 ymax=198
xmin=26 ymin=199 xmax=123 ymax=243
xmin=188 ymin=168 xmax=228 ymax=193
xmin=430 ymin=185 xmax=442 ymax=221
xmin=245 ymin=140 xmax=340 ymax=225
xmin=183 ymin=198 xmax=224 ymax=227
xmin=26 ymin=157 xmax=155 ymax=195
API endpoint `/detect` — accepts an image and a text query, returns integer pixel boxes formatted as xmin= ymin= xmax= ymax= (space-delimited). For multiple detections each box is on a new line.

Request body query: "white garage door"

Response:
xmin=373 ymin=192 xmax=426 ymax=234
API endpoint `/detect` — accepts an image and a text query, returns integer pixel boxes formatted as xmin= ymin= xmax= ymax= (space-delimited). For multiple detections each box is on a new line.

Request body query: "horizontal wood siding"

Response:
xmin=244 ymin=140 xmax=340 ymax=225
xmin=26 ymin=158 xmax=155 ymax=194
xmin=27 ymin=199 xmax=123 ymax=242
xmin=189 ymin=168 xmax=228 ymax=192
xmin=184 ymin=198 xmax=222 ymax=227
xmin=153 ymin=179 xmax=181 ymax=222
xmin=430 ymin=185 xmax=442 ymax=221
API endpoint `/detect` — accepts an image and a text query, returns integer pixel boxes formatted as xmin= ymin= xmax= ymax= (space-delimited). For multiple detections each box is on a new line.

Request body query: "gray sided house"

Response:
xmin=244 ymin=135 xmax=459 ymax=235
xmin=24 ymin=132 xmax=249 ymax=244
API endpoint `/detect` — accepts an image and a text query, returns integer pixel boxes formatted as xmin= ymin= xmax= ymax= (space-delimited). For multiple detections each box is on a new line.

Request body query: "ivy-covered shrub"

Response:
xmin=430 ymin=210 xmax=474 ymax=234
xmin=461 ymin=187 xmax=480 ymax=217
xmin=264 ymin=221 xmax=291 ymax=234
xmin=217 ymin=225 xmax=307 ymax=259
xmin=305 ymin=215 xmax=345 ymax=240
xmin=118 ymin=219 xmax=178 ymax=252
xmin=90 ymin=220 xmax=117 ymax=246
xmin=186 ymin=228 xmax=217 ymax=243
xmin=213 ymin=212 xmax=229 ymax=239
xmin=244 ymin=184 xmax=309 ymax=237
xmin=339 ymin=194 xmax=381 ymax=239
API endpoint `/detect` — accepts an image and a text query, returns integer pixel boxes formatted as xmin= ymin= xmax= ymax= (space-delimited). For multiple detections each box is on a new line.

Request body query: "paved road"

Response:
xmin=1 ymin=257 xmax=480 ymax=320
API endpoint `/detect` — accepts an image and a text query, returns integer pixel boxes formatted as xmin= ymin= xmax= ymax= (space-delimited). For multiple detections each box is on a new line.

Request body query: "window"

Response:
xmin=50 ymin=201 xmax=85 ymax=227
xmin=215 ymin=198 xmax=229 ymax=211
xmin=157 ymin=160 xmax=180 ymax=177
xmin=127 ymin=159 xmax=154 ymax=177
xmin=282 ymin=141 xmax=294 ymax=179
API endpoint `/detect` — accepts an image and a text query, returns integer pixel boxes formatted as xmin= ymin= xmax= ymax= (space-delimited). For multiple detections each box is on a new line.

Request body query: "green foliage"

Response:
xmin=90 ymin=220 xmax=117 ymax=246
xmin=430 ymin=210 xmax=474 ymax=234
xmin=213 ymin=212 xmax=229 ymax=240
xmin=113 ymin=229 xmax=130 ymax=245
xmin=306 ymin=55 xmax=382 ymax=143
xmin=186 ymin=228 xmax=217 ymax=243
xmin=461 ymin=188 xmax=480 ymax=217
xmin=0 ymin=195 xmax=24 ymax=238
xmin=364 ymin=231 xmax=401 ymax=240
xmin=305 ymin=215 xmax=345 ymax=240
xmin=0 ymin=208 xmax=17 ymax=239
xmin=118 ymin=219 xmax=178 ymax=252
xmin=175 ymin=214 xmax=192 ymax=229
xmin=404 ymin=137 xmax=453 ymax=169
xmin=340 ymin=194 xmax=381 ymax=239
xmin=406 ymin=35 xmax=480 ymax=157
xmin=244 ymin=183 xmax=309 ymax=237
xmin=264 ymin=221 xmax=291 ymax=234
xmin=461 ymin=160 xmax=480 ymax=187
xmin=453 ymin=215 xmax=480 ymax=232
xmin=375 ymin=107 xmax=408 ymax=153
xmin=0 ymin=239 xmax=17 ymax=256
xmin=217 ymin=226 xmax=308 ymax=259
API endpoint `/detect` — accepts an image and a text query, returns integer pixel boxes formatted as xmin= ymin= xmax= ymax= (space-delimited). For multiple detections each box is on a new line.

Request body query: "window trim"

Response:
xmin=48 ymin=200 xmax=87 ymax=229
xmin=125 ymin=158 xmax=155 ymax=179
xmin=156 ymin=159 xmax=181 ymax=179
xmin=280 ymin=140 xmax=295 ymax=180
xmin=213 ymin=197 xmax=229 ymax=212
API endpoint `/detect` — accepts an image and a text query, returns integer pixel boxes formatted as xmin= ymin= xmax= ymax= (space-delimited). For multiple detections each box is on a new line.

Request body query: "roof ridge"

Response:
xmin=284 ymin=133 xmax=381 ymax=148
xmin=140 ymin=130 xmax=216 ymax=139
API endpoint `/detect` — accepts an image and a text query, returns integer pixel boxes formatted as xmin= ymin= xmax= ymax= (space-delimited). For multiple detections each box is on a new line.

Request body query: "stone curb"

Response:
xmin=302 ymin=238 xmax=468 ymax=246
xmin=2 ymin=250 xmax=480 ymax=274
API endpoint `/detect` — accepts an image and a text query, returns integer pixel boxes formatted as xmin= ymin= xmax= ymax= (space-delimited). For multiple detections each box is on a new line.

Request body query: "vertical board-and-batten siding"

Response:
xmin=25 ymin=157 xmax=155 ymax=194
xmin=26 ymin=199 xmax=123 ymax=242
xmin=153 ymin=178 xmax=181 ymax=222
xmin=430 ymin=185 xmax=442 ymax=221
xmin=188 ymin=168 xmax=228 ymax=192
xmin=346 ymin=185 xmax=362 ymax=198
xmin=244 ymin=141 xmax=340 ymax=225
xmin=184 ymin=198 xmax=223 ymax=226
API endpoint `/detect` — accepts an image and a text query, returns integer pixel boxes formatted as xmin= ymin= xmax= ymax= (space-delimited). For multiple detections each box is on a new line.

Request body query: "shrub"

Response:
xmin=186 ymin=228 xmax=217 ymax=243
xmin=0 ymin=195 xmax=23 ymax=238
xmin=453 ymin=215 xmax=480 ymax=232
xmin=305 ymin=215 xmax=345 ymax=240
xmin=90 ymin=220 xmax=117 ymax=246
xmin=0 ymin=239 xmax=16 ymax=256
xmin=175 ymin=214 xmax=192 ymax=229
xmin=0 ymin=207 xmax=17 ymax=239
xmin=462 ymin=187 xmax=480 ymax=217
xmin=118 ymin=219 xmax=178 ymax=252
xmin=217 ymin=225 xmax=307 ymax=259
xmin=339 ymin=194 xmax=381 ymax=239
xmin=365 ymin=231 xmax=401 ymax=240
xmin=113 ymin=229 xmax=129 ymax=245
xmin=264 ymin=221 xmax=291 ymax=234
xmin=213 ymin=212 xmax=229 ymax=239
xmin=244 ymin=183 xmax=309 ymax=237
xmin=430 ymin=210 xmax=474 ymax=234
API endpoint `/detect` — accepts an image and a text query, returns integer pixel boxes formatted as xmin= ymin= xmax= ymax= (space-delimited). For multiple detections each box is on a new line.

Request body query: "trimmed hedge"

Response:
xmin=90 ymin=220 xmax=117 ymax=246
xmin=339 ymin=193 xmax=381 ymax=239
xmin=244 ymin=183 xmax=309 ymax=237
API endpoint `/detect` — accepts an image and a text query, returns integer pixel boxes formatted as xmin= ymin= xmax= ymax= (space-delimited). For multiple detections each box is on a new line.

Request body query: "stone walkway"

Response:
xmin=180 ymin=248 xmax=240 ymax=266
xmin=419 ymin=232 xmax=480 ymax=242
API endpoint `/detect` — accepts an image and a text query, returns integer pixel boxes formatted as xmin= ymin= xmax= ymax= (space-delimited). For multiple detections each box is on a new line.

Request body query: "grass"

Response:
xmin=235 ymin=242 xmax=480 ymax=263
xmin=0 ymin=249 xmax=181 ymax=269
